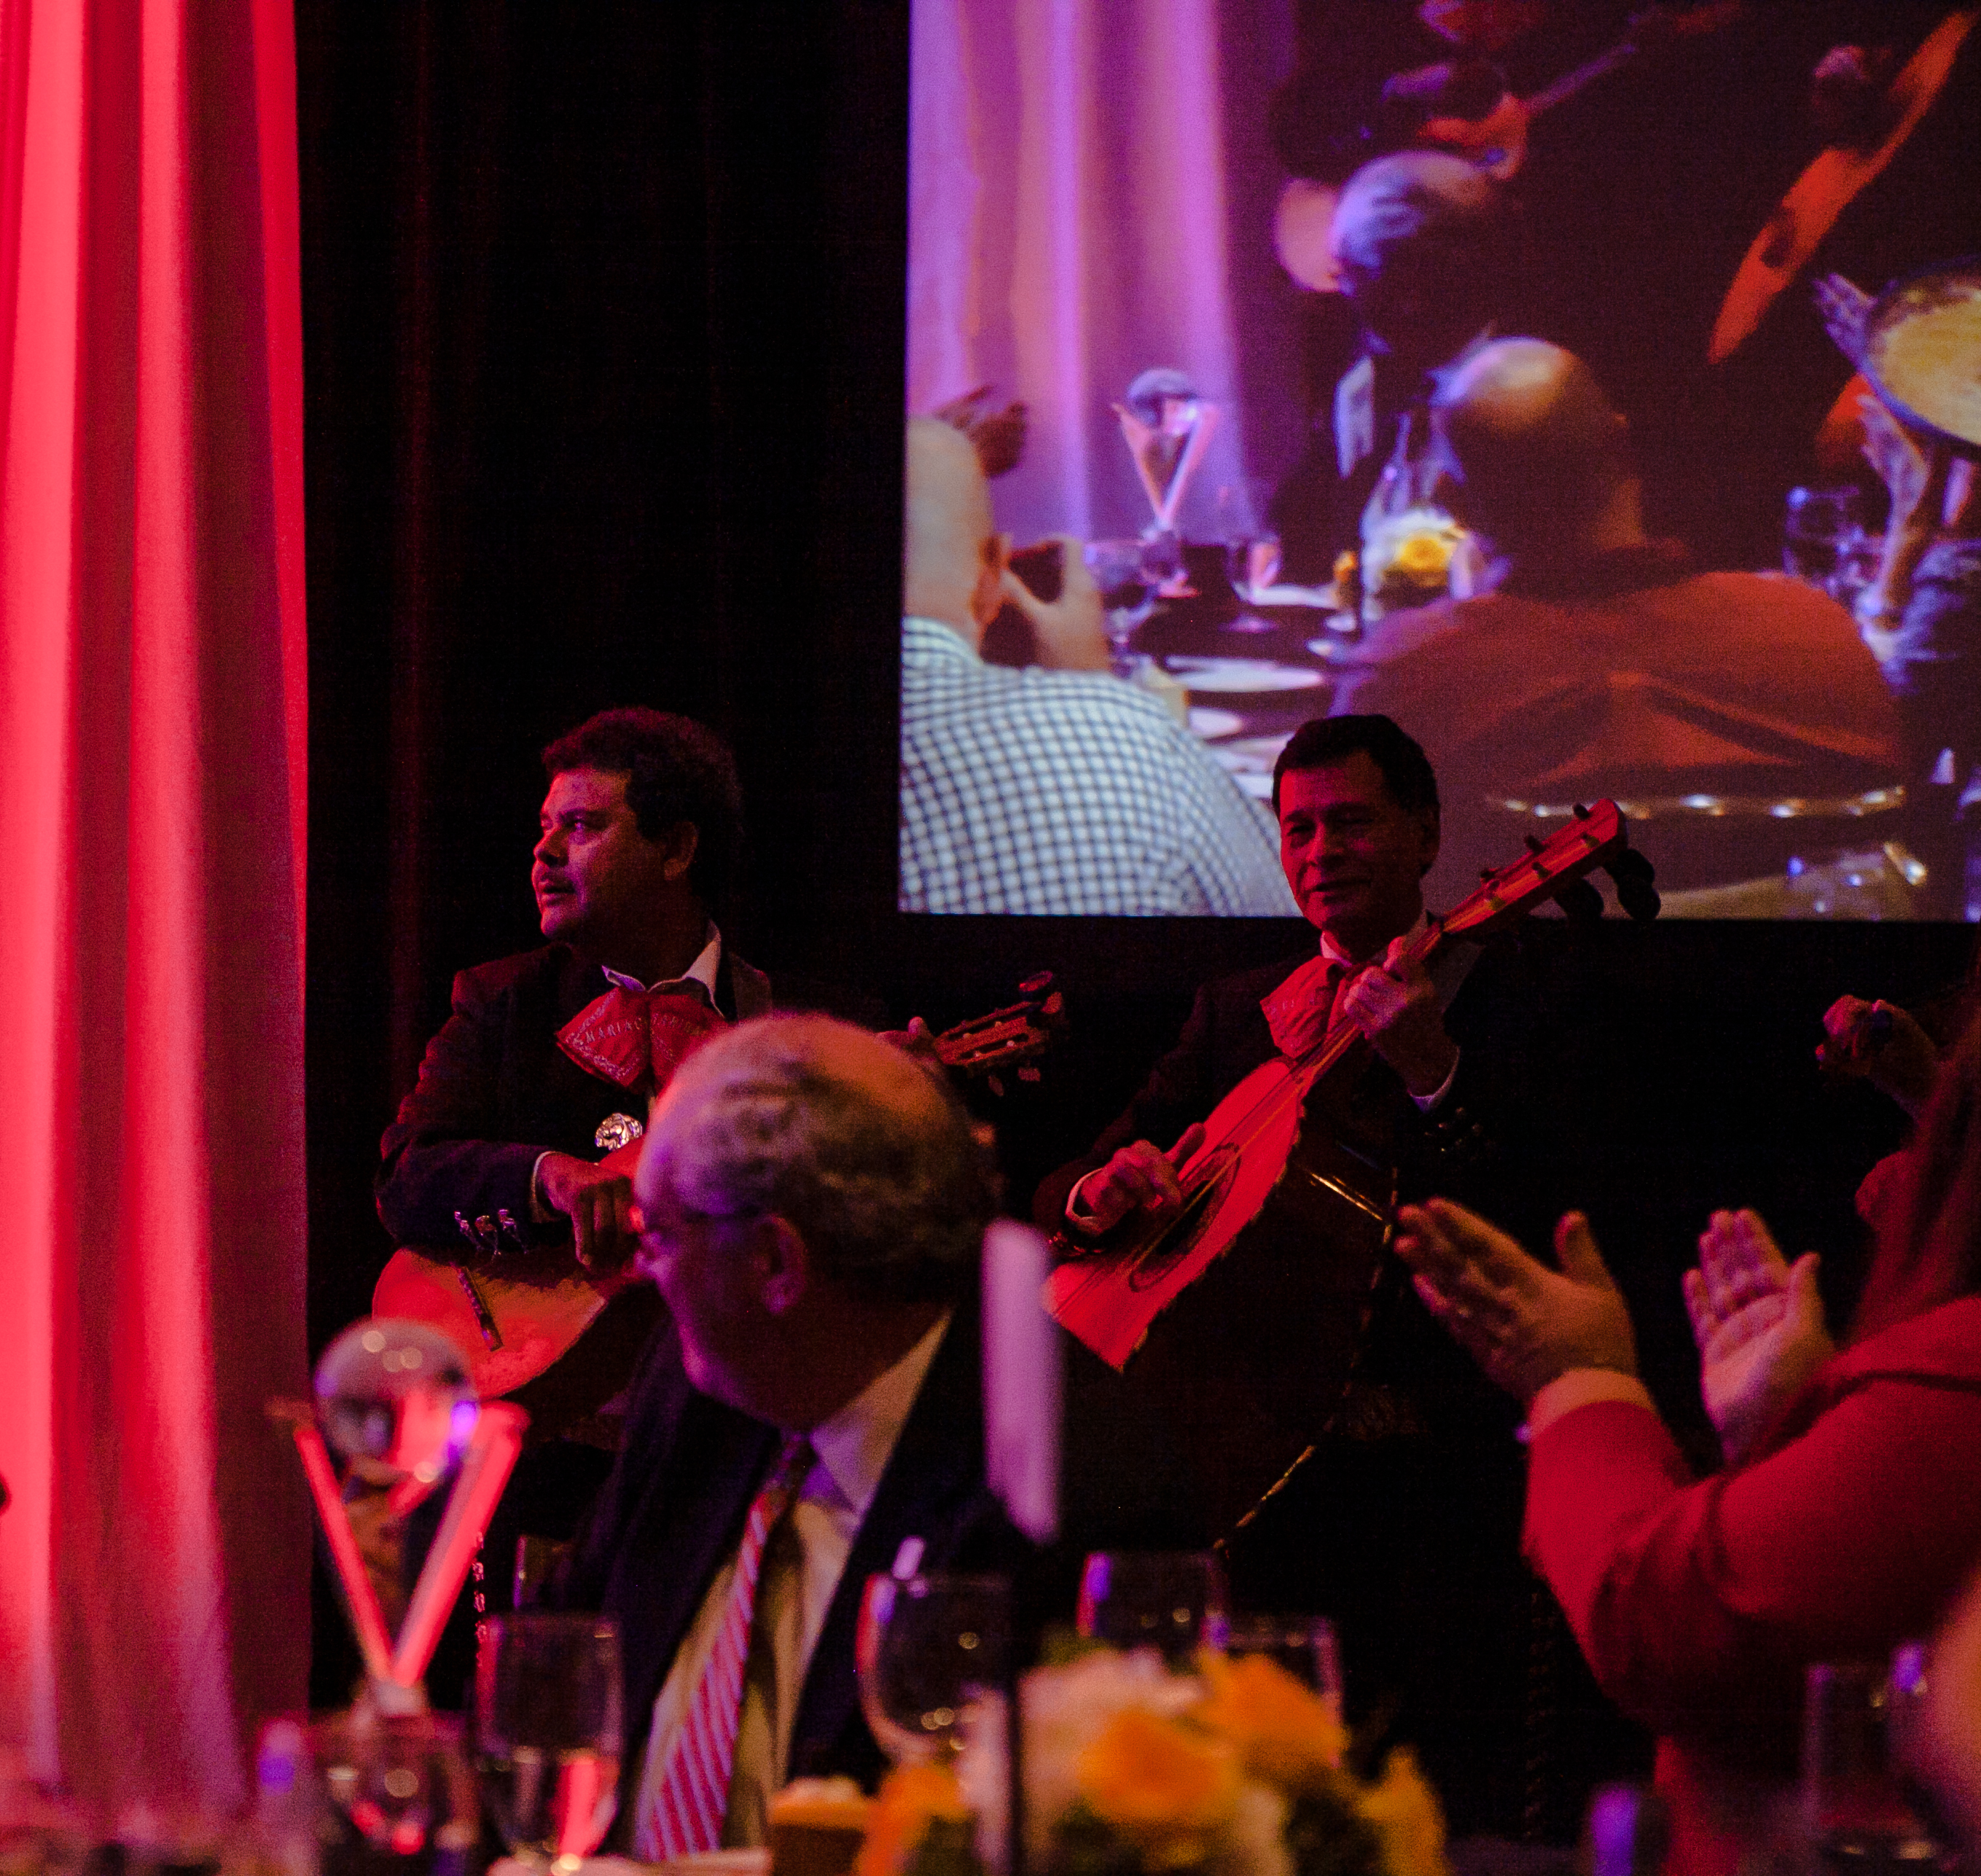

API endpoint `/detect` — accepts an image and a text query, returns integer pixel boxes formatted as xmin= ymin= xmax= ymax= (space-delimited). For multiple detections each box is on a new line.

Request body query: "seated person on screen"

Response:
xmin=1395 ymin=1014 xmax=1981 ymax=1876
xmin=1331 ymin=337 xmax=1903 ymax=904
xmin=898 ymin=416 xmax=1293 ymax=916
xmin=552 ymin=1014 xmax=1031 ymax=1853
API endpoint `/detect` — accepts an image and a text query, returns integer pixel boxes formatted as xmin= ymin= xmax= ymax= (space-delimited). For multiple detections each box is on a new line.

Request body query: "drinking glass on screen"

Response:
xmin=1077 ymin=1550 xmax=1228 ymax=1665
xmin=856 ymin=1572 xmax=1010 ymax=1764
xmin=1783 ymin=486 xmax=1869 ymax=598
xmin=474 ymin=1613 xmax=623 ymax=1866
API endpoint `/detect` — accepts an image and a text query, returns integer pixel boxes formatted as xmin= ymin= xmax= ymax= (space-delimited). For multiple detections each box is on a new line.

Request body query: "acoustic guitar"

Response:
xmin=372 ymin=976 xmax=1068 ymax=1411
xmin=1043 ymin=806 xmax=1629 ymax=1533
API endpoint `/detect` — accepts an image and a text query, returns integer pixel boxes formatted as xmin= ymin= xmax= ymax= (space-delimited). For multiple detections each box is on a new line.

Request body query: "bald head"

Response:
xmin=904 ymin=415 xmax=1002 ymax=641
xmin=1431 ymin=338 xmax=1638 ymax=561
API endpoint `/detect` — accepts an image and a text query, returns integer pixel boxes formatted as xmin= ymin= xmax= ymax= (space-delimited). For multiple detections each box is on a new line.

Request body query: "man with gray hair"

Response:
xmin=553 ymin=1014 xmax=1028 ymax=1853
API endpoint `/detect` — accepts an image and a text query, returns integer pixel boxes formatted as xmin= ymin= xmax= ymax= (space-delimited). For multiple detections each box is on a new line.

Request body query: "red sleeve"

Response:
xmin=1526 ymin=1375 xmax=1981 ymax=1737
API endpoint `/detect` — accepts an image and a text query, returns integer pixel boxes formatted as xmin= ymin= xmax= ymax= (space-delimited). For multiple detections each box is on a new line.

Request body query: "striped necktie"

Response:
xmin=648 ymin=1433 xmax=814 ymax=1856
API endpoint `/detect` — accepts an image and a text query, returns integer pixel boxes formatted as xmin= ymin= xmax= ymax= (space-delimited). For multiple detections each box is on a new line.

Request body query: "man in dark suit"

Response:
xmin=1033 ymin=714 xmax=1643 ymax=1838
xmin=555 ymin=1014 xmax=1026 ymax=1853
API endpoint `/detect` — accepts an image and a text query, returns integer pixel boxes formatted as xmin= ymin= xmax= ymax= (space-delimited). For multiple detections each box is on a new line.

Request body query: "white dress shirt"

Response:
xmin=632 ymin=1313 xmax=950 ymax=1855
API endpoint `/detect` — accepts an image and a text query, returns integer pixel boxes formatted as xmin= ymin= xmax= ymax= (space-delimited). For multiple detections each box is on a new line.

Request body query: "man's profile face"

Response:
xmin=1277 ymin=752 xmax=1439 ymax=956
xmin=533 ymin=766 xmax=686 ymax=956
xmin=632 ymin=1171 xmax=775 ymax=1418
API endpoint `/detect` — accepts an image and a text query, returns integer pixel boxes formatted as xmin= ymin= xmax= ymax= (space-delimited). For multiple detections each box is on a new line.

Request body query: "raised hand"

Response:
xmin=1684 ymin=1209 xmax=1833 ymax=1465
xmin=1816 ymin=994 xmax=1937 ymax=1118
xmin=1393 ymin=1198 xmax=1637 ymax=1404
xmin=1000 ymin=534 xmax=1111 ymax=672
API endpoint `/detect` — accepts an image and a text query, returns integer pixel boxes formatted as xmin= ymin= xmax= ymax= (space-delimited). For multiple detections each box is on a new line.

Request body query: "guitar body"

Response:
xmin=373 ymin=1246 xmax=646 ymax=1401
xmin=1046 ymin=1054 xmax=1398 ymax=1533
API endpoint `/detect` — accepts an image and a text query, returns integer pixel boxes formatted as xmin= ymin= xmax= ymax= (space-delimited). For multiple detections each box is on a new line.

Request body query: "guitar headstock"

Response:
xmin=1439 ymin=802 xmax=1629 ymax=940
xmin=935 ymin=972 xmax=1068 ymax=1089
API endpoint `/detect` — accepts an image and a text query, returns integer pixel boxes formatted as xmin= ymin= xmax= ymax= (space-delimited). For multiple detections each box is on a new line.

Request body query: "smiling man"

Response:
xmin=1031 ymin=712 xmax=1636 ymax=1837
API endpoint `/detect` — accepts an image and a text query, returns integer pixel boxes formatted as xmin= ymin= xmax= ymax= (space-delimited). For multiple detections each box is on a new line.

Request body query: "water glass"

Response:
xmin=1784 ymin=486 xmax=1869 ymax=600
xmin=1802 ymin=1659 xmax=1947 ymax=1874
xmin=857 ymin=1572 xmax=1009 ymax=1764
xmin=1077 ymin=1550 xmax=1228 ymax=1665
xmin=474 ymin=1613 xmax=623 ymax=1865
xmin=1224 ymin=1614 xmax=1343 ymax=1715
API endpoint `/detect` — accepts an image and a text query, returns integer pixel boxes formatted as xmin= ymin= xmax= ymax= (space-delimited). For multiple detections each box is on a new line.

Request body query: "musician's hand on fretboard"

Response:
xmin=1338 ymin=938 xmax=1459 ymax=1099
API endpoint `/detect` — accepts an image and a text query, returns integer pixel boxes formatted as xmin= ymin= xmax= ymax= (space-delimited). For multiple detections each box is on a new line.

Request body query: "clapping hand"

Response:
xmin=1684 ymin=1209 xmax=1834 ymax=1466
xmin=1393 ymin=1199 xmax=1637 ymax=1405
xmin=1817 ymin=993 xmax=1938 ymax=1118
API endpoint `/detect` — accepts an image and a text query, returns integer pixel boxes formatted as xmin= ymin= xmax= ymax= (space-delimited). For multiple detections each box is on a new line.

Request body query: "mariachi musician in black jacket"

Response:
xmin=1034 ymin=714 xmax=1642 ymax=1840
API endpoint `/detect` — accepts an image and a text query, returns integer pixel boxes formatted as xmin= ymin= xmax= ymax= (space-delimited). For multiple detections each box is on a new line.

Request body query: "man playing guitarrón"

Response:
xmin=1034 ymin=713 xmax=1637 ymax=1839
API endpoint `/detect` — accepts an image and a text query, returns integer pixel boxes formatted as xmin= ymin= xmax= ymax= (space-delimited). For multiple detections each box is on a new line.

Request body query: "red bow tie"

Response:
xmin=555 ymin=983 xmax=728 ymax=1093
xmin=1259 ymin=953 xmax=1352 ymax=1063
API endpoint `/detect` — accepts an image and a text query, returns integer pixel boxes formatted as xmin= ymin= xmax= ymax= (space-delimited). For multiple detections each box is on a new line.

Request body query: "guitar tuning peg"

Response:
xmin=1573 ymin=802 xmax=1592 ymax=818
xmin=1555 ymin=875 xmax=1604 ymax=923
xmin=1524 ymin=835 xmax=1545 ymax=854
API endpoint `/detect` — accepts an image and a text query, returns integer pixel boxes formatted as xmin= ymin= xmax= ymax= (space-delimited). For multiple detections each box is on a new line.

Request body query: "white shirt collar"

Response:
xmin=601 ymin=922 xmax=723 ymax=999
xmin=1318 ymin=907 xmax=1430 ymax=969
xmin=803 ymin=1312 xmax=950 ymax=1523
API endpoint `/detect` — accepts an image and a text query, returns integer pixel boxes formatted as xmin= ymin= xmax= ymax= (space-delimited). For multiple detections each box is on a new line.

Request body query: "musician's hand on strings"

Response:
xmin=1685 ymin=1208 xmax=1832 ymax=1465
xmin=1394 ymin=1198 xmax=1637 ymax=1404
xmin=1816 ymin=993 xmax=1937 ymax=1118
xmin=536 ymin=1151 xmax=639 ymax=1271
xmin=1075 ymin=1124 xmax=1207 ymax=1235
xmin=1339 ymin=939 xmax=1459 ymax=1099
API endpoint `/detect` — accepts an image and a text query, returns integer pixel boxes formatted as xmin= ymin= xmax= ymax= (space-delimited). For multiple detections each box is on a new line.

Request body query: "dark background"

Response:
xmin=297 ymin=3 xmax=1973 ymax=1406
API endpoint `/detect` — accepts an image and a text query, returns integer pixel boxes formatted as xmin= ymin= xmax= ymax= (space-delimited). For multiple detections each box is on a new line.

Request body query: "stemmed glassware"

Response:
xmin=856 ymin=1572 xmax=1010 ymax=1765
xmin=1085 ymin=539 xmax=1160 ymax=676
xmin=474 ymin=1613 xmax=623 ymax=1867
xmin=1076 ymin=1550 xmax=1228 ymax=1666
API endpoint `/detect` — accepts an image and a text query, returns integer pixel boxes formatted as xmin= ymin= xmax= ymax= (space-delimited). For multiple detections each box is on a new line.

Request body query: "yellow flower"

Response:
xmin=1193 ymin=1652 xmax=1347 ymax=1795
xmin=1075 ymin=1708 xmax=1243 ymax=1865
xmin=853 ymin=1763 xmax=970 ymax=1876
xmin=1383 ymin=531 xmax=1455 ymax=590
xmin=1356 ymin=1749 xmax=1450 ymax=1876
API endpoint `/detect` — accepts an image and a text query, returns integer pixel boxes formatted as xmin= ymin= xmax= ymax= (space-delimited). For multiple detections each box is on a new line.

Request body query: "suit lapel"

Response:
xmin=786 ymin=1297 xmax=992 ymax=1779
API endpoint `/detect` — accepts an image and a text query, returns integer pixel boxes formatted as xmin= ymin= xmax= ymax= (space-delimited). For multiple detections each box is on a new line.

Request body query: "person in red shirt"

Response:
xmin=1394 ymin=1016 xmax=1981 ymax=1876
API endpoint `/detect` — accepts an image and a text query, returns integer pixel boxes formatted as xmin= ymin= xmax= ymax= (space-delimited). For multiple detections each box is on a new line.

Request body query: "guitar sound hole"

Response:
xmin=1128 ymin=1148 xmax=1237 ymax=1290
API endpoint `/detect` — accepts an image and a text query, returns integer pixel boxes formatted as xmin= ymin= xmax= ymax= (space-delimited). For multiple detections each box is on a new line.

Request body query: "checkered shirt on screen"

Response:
xmin=899 ymin=617 xmax=1298 ymax=916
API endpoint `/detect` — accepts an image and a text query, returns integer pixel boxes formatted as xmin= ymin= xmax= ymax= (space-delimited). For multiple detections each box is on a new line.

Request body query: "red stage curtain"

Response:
xmin=0 ymin=0 xmax=310 ymax=1822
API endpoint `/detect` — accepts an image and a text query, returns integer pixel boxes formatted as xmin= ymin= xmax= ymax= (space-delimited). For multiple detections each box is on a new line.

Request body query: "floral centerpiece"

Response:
xmin=855 ymin=1648 xmax=1447 ymax=1876
xmin=1356 ymin=508 xmax=1472 ymax=621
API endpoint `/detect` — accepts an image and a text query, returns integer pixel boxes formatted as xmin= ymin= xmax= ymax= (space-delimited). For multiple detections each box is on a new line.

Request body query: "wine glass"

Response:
xmin=474 ymin=1613 xmax=623 ymax=1867
xmin=1084 ymin=539 xmax=1157 ymax=675
xmin=856 ymin=1572 xmax=1009 ymax=1764
xmin=1802 ymin=1657 xmax=1947 ymax=1875
xmin=1077 ymin=1551 xmax=1228 ymax=1665
xmin=1215 ymin=482 xmax=1282 ymax=632
xmin=1783 ymin=486 xmax=1869 ymax=599
xmin=1224 ymin=1615 xmax=1344 ymax=1718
